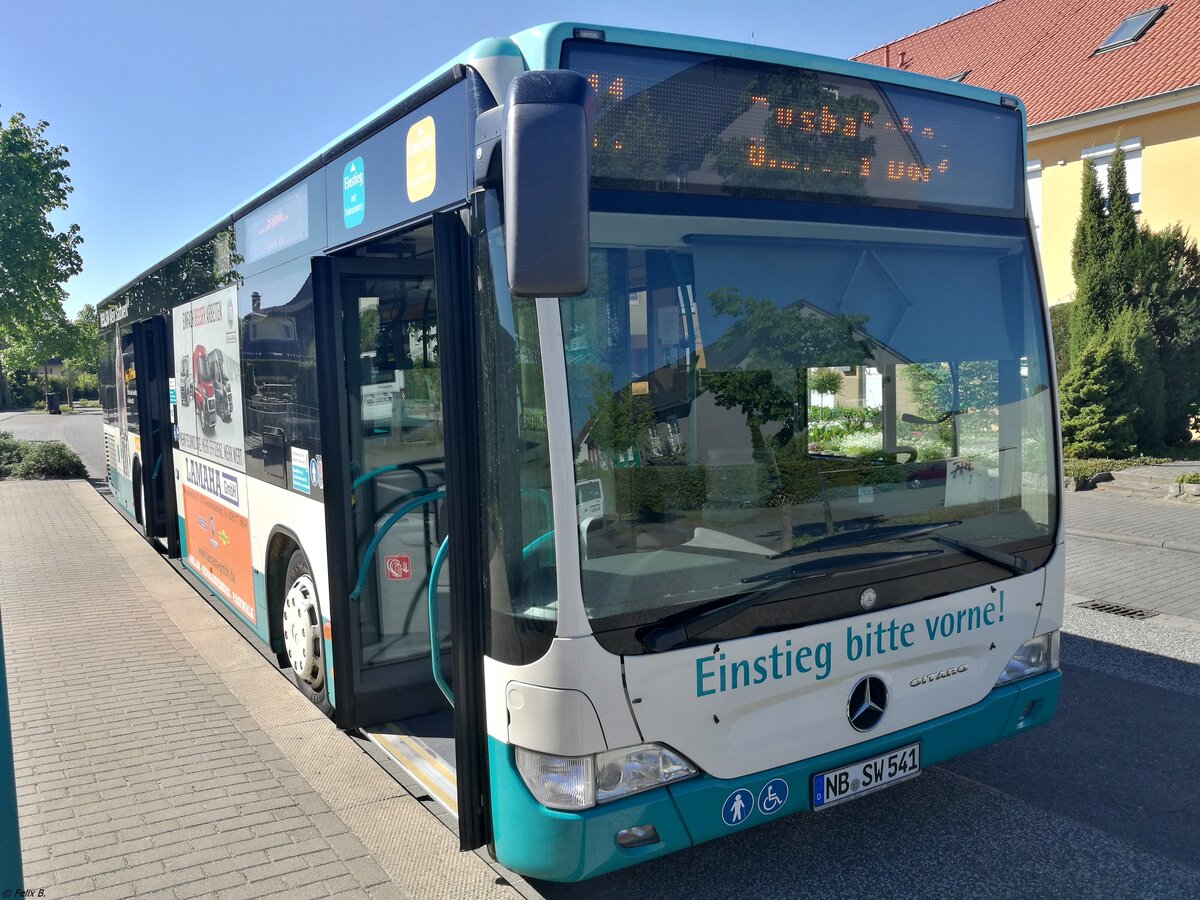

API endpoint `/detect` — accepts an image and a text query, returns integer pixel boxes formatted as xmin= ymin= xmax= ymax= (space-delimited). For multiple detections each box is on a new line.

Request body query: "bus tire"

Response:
xmin=281 ymin=548 xmax=333 ymax=716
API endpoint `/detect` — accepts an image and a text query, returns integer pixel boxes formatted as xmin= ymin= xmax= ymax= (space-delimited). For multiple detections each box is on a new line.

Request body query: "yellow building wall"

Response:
xmin=1029 ymin=102 xmax=1200 ymax=305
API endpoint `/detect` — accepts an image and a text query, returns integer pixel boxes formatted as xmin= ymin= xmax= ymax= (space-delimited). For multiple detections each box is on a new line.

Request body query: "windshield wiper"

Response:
xmin=925 ymin=534 xmax=1032 ymax=576
xmin=769 ymin=521 xmax=961 ymax=560
xmin=637 ymin=549 xmax=943 ymax=653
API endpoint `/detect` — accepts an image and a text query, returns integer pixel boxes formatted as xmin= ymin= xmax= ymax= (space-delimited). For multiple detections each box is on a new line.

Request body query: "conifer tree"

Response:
xmin=1068 ymin=159 xmax=1110 ymax=365
xmin=1071 ymin=158 xmax=1108 ymax=285
xmin=1059 ymin=330 xmax=1140 ymax=459
xmin=1106 ymin=146 xmax=1137 ymax=270
xmin=1108 ymin=304 xmax=1165 ymax=450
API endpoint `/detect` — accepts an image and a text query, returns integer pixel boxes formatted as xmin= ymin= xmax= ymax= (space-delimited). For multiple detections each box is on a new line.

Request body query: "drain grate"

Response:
xmin=1075 ymin=599 xmax=1159 ymax=619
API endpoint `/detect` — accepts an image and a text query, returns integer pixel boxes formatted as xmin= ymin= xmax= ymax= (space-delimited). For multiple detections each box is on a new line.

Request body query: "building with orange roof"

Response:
xmin=854 ymin=1 xmax=1200 ymax=304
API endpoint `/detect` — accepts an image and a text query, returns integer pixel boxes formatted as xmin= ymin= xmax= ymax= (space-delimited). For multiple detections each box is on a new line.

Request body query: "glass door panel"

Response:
xmin=339 ymin=250 xmax=451 ymax=676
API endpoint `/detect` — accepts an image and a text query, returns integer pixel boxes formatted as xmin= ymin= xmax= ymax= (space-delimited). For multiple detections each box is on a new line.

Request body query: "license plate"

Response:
xmin=812 ymin=742 xmax=921 ymax=810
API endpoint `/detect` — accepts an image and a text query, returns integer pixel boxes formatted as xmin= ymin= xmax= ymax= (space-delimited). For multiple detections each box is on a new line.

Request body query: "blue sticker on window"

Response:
xmin=291 ymin=448 xmax=311 ymax=495
xmin=343 ymin=157 xmax=365 ymax=228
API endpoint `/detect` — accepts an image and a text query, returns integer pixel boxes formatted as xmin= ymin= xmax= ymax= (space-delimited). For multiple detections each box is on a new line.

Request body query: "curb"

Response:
xmin=1066 ymin=527 xmax=1200 ymax=556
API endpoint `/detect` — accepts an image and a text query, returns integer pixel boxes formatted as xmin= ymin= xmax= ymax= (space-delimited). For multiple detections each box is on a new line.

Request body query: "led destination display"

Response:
xmin=565 ymin=42 xmax=1024 ymax=216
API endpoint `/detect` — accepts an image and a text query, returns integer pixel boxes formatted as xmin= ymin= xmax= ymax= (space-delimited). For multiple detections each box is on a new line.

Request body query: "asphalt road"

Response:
xmin=0 ymin=408 xmax=105 ymax=478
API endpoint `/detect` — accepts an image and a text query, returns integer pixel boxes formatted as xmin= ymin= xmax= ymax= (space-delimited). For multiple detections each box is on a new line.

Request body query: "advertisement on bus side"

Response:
xmin=180 ymin=454 xmax=255 ymax=624
xmin=173 ymin=285 xmax=246 ymax=472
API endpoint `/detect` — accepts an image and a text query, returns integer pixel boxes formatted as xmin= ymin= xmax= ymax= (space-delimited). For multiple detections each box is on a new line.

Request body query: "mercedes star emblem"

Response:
xmin=847 ymin=675 xmax=888 ymax=732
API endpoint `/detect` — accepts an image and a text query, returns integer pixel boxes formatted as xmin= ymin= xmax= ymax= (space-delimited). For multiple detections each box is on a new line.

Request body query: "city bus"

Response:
xmin=98 ymin=22 xmax=1063 ymax=882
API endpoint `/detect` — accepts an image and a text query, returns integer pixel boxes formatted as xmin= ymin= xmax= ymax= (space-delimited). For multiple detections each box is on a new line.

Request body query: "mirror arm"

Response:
xmin=474 ymin=106 xmax=505 ymax=188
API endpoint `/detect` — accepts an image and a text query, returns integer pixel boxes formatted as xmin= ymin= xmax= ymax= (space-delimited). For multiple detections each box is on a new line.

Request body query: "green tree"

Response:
xmin=62 ymin=304 xmax=99 ymax=405
xmin=1071 ymin=158 xmax=1108 ymax=285
xmin=0 ymin=113 xmax=83 ymax=406
xmin=1106 ymin=147 xmax=1138 ymax=275
xmin=1107 ymin=304 xmax=1165 ymax=450
xmin=1068 ymin=159 xmax=1110 ymax=363
xmin=1059 ymin=330 xmax=1140 ymax=459
xmin=1130 ymin=224 xmax=1200 ymax=442
xmin=1048 ymin=301 xmax=1072 ymax=379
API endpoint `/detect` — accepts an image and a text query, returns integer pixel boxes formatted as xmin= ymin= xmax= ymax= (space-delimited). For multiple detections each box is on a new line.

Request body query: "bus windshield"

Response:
xmin=555 ymin=209 xmax=1057 ymax=646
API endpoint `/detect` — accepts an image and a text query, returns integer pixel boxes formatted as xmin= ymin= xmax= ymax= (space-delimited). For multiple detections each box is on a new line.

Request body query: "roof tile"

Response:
xmin=852 ymin=0 xmax=1200 ymax=125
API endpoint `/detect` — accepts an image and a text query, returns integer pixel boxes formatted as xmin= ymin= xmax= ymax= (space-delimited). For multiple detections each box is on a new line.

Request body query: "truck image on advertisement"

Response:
xmin=191 ymin=345 xmax=233 ymax=431
xmin=178 ymin=354 xmax=192 ymax=408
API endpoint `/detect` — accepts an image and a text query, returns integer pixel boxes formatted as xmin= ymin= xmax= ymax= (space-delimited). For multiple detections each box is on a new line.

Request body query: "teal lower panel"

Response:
xmin=322 ymin=623 xmax=336 ymax=708
xmin=111 ymin=467 xmax=135 ymax=518
xmin=488 ymin=671 xmax=1060 ymax=882
xmin=671 ymin=671 xmax=1061 ymax=847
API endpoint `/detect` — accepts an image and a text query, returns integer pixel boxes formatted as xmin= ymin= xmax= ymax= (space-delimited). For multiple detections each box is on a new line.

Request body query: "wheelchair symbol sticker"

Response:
xmin=758 ymin=778 xmax=788 ymax=815
xmin=721 ymin=788 xmax=754 ymax=826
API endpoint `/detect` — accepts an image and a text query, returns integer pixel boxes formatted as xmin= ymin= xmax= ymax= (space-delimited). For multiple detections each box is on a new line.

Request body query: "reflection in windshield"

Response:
xmin=559 ymin=214 xmax=1056 ymax=636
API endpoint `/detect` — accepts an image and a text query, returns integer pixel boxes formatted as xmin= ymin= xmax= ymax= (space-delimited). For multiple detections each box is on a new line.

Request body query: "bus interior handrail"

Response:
xmin=428 ymin=536 xmax=453 ymax=706
xmin=425 ymin=528 xmax=554 ymax=707
xmin=348 ymin=488 xmax=445 ymax=601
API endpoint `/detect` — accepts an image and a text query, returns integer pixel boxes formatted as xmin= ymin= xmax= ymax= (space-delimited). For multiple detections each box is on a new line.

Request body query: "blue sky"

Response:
xmin=1 ymin=1 xmax=980 ymax=316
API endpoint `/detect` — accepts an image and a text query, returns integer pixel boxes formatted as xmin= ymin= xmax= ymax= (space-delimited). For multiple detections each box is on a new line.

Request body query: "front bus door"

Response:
xmin=313 ymin=212 xmax=489 ymax=850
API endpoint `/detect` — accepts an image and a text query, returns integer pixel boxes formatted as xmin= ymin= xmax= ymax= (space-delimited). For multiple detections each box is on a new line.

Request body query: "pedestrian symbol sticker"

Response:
xmin=758 ymin=778 xmax=788 ymax=815
xmin=721 ymin=788 xmax=754 ymax=826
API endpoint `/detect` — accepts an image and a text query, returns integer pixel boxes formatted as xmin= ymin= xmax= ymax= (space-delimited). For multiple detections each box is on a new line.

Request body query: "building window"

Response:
xmin=1094 ymin=6 xmax=1166 ymax=54
xmin=1082 ymin=139 xmax=1142 ymax=212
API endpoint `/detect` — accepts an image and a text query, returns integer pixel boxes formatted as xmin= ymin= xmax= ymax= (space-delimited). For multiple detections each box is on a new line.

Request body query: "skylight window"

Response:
xmin=1095 ymin=5 xmax=1166 ymax=53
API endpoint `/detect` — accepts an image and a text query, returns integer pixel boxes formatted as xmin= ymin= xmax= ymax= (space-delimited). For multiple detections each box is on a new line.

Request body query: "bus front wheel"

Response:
xmin=281 ymin=548 xmax=333 ymax=716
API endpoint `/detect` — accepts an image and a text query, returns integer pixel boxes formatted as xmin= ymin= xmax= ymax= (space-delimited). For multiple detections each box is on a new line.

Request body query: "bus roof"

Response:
xmin=98 ymin=22 xmax=1021 ymax=311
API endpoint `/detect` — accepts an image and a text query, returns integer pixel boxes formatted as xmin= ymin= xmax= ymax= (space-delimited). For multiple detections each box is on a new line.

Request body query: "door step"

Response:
xmin=363 ymin=721 xmax=458 ymax=817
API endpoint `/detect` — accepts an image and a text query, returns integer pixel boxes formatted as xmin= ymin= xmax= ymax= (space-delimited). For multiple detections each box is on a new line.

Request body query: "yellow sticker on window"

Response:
xmin=406 ymin=116 xmax=436 ymax=203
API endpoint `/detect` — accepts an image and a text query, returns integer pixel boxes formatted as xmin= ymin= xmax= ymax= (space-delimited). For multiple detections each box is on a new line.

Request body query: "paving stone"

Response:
xmin=1 ymin=481 xmax=523 ymax=900
xmin=1065 ymin=491 xmax=1200 ymax=624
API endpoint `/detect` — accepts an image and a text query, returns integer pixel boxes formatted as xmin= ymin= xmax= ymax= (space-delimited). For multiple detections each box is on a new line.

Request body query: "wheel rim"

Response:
xmin=282 ymin=574 xmax=324 ymax=689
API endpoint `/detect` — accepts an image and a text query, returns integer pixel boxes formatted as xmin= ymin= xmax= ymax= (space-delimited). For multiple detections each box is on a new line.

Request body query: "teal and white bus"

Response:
xmin=98 ymin=22 xmax=1063 ymax=882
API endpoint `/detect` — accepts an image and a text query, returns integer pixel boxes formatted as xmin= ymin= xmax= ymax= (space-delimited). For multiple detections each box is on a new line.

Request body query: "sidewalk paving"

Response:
xmin=0 ymin=480 xmax=527 ymax=899
xmin=1064 ymin=488 xmax=1200 ymax=629
xmin=1066 ymin=488 xmax=1200 ymax=551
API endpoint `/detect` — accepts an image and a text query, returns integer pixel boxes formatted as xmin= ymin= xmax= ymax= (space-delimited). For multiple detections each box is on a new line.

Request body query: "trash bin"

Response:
xmin=46 ymin=393 xmax=61 ymax=415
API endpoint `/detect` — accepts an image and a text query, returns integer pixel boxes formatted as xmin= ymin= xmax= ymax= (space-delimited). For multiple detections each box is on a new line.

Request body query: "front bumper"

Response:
xmin=489 ymin=670 xmax=1060 ymax=882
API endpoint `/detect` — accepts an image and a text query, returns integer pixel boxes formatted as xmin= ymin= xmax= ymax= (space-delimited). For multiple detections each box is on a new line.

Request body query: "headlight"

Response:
xmin=515 ymin=743 xmax=697 ymax=811
xmin=995 ymin=631 xmax=1060 ymax=686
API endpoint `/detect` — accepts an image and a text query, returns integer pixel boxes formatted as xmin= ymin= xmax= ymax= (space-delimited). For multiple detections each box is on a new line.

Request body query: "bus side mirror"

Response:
xmin=503 ymin=70 xmax=595 ymax=297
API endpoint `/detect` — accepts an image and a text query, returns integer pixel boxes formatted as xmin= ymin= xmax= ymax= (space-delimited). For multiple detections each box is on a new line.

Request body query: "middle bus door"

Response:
xmin=314 ymin=212 xmax=489 ymax=849
xmin=131 ymin=315 xmax=180 ymax=556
